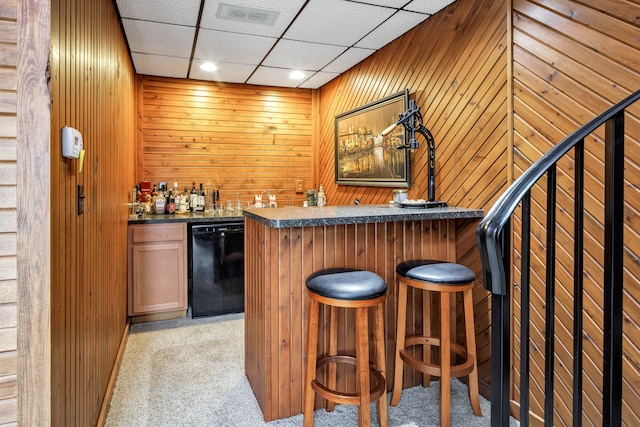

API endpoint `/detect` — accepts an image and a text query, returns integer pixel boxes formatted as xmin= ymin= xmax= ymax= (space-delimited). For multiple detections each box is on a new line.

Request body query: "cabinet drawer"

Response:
xmin=129 ymin=223 xmax=185 ymax=243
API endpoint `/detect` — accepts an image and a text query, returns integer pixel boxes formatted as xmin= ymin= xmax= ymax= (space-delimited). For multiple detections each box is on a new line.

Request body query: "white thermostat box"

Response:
xmin=62 ymin=126 xmax=83 ymax=159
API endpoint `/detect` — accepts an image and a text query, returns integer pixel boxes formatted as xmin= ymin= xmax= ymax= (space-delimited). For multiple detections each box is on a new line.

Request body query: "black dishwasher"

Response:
xmin=189 ymin=222 xmax=244 ymax=318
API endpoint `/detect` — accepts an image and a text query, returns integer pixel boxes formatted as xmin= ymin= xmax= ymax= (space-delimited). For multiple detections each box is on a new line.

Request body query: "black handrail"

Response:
xmin=476 ymin=89 xmax=640 ymax=427
xmin=477 ymin=89 xmax=639 ymax=296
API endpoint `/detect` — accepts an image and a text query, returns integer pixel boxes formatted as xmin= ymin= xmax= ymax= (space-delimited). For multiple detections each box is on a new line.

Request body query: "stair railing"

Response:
xmin=476 ymin=89 xmax=640 ymax=427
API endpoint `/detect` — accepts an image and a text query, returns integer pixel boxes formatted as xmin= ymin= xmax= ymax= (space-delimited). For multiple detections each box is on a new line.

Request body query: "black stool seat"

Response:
xmin=306 ymin=268 xmax=388 ymax=300
xmin=396 ymin=260 xmax=475 ymax=284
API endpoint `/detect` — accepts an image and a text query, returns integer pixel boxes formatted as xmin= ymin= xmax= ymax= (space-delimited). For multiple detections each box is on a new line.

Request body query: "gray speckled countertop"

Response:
xmin=128 ymin=211 xmax=244 ymax=224
xmin=243 ymin=204 xmax=483 ymax=228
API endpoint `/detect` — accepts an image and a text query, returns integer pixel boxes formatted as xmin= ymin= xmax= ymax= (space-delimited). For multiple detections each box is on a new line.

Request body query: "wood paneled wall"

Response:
xmin=0 ymin=1 xmax=19 ymax=424
xmin=49 ymin=0 xmax=135 ymax=425
xmin=135 ymin=77 xmax=315 ymax=207
xmin=317 ymin=0 xmax=510 ymax=393
xmin=510 ymin=1 xmax=640 ymax=424
xmin=12 ymin=0 xmax=636 ymax=424
xmin=318 ymin=1 xmax=509 ymax=210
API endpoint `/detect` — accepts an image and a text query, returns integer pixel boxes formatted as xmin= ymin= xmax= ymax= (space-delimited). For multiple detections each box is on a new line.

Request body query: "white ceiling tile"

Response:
xmin=114 ymin=0 xmax=450 ymax=88
xmin=189 ymin=60 xmax=256 ymax=83
xmin=322 ymin=47 xmax=375 ymax=73
xmin=116 ymin=0 xmax=201 ymax=26
xmin=355 ymin=0 xmax=409 ymax=6
xmin=247 ymin=66 xmax=305 ymax=87
xmin=298 ymin=71 xmax=340 ymax=89
xmin=123 ymin=19 xmax=195 ymax=57
xmin=262 ymin=40 xmax=346 ymax=70
xmin=283 ymin=0 xmax=396 ymax=46
xmin=194 ymin=29 xmax=276 ymax=64
xmin=200 ymin=0 xmax=307 ymax=37
xmin=404 ymin=0 xmax=455 ymax=14
xmin=132 ymin=53 xmax=190 ymax=78
xmin=355 ymin=10 xmax=427 ymax=50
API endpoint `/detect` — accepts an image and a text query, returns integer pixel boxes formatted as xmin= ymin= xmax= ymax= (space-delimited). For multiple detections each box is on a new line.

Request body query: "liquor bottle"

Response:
xmin=183 ymin=187 xmax=190 ymax=210
xmin=196 ymin=183 xmax=204 ymax=211
xmin=190 ymin=182 xmax=198 ymax=212
xmin=166 ymin=190 xmax=176 ymax=214
xmin=317 ymin=184 xmax=326 ymax=207
xmin=154 ymin=190 xmax=166 ymax=214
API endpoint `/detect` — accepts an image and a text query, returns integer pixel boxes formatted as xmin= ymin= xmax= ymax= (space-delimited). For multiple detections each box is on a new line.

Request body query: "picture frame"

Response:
xmin=334 ymin=89 xmax=410 ymax=187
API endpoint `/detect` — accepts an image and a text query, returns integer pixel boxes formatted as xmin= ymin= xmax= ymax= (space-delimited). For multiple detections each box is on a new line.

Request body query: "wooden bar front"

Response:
xmin=244 ymin=214 xmax=479 ymax=421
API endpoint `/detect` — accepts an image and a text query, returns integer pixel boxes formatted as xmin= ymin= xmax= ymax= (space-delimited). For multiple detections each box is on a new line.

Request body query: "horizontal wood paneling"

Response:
xmin=316 ymin=0 xmax=508 ymax=396
xmin=512 ymin=0 xmax=640 ymax=424
xmin=136 ymin=77 xmax=315 ymax=207
xmin=49 ymin=0 xmax=135 ymax=425
xmin=0 ymin=1 xmax=17 ymax=424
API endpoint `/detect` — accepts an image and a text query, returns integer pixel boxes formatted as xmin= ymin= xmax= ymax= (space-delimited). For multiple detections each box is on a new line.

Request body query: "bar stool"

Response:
xmin=303 ymin=268 xmax=388 ymax=427
xmin=391 ymin=260 xmax=482 ymax=426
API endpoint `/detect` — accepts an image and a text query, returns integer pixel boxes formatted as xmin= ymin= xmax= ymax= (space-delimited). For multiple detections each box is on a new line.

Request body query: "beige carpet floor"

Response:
xmin=105 ymin=313 xmax=513 ymax=426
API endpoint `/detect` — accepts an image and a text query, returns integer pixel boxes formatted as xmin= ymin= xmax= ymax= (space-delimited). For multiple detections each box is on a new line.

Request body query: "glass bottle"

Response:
xmin=317 ymin=184 xmax=326 ymax=207
xmin=183 ymin=187 xmax=190 ymax=210
xmin=166 ymin=190 xmax=176 ymax=214
xmin=198 ymin=183 xmax=205 ymax=211
xmin=190 ymin=182 xmax=198 ymax=212
xmin=154 ymin=190 xmax=166 ymax=214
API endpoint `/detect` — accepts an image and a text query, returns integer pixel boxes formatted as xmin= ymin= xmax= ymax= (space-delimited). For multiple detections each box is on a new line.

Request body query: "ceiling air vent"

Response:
xmin=216 ymin=2 xmax=280 ymax=26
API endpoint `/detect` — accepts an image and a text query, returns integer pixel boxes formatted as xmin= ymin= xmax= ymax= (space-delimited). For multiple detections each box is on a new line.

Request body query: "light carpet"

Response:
xmin=106 ymin=313 xmax=515 ymax=426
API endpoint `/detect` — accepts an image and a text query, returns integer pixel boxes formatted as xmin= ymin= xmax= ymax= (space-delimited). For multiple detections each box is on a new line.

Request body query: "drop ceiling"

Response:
xmin=115 ymin=0 xmax=455 ymax=89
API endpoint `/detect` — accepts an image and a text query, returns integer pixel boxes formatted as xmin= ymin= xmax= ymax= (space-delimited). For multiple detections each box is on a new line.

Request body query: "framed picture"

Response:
xmin=334 ymin=89 xmax=410 ymax=187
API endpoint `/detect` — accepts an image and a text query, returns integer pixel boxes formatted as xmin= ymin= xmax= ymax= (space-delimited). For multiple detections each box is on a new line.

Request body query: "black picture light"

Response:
xmin=380 ymin=99 xmax=447 ymax=208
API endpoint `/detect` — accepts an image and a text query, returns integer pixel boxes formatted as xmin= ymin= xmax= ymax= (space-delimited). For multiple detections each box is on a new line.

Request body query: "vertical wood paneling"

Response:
xmin=244 ymin=216 xmax=464 ymax=421
xmin=511 ymin=0 xmax=640 ymax=424
xmin=244 ymin=217 xmax=266 ymax=414
xmin=1 ymin=0 xmax=19 ymax=424
xmin=49 ymin=0 xmax=135 ymax=425
xmin=136 ymin=77 xmax=314 ymax=207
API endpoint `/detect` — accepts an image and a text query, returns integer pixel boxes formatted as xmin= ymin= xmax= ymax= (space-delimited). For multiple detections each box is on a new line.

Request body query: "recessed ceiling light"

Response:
xmin=289 ymin=70 xmax=305 ymax=80
xmin=216 ymin=2 xmax=280 ymax=26
xmin=200 ymin=62 xmax=217 ymax=72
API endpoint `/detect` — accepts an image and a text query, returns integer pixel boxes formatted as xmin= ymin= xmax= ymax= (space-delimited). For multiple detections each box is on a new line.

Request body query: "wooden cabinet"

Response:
xmin=128 ymin=223 xmax=187 ymax=316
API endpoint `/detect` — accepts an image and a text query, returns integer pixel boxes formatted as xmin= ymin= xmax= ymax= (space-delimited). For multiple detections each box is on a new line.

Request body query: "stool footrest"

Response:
xmin=312 ymin=355 xmax=386 ymax=405
xmin=400 ymin=336 xmax=475 ymax=378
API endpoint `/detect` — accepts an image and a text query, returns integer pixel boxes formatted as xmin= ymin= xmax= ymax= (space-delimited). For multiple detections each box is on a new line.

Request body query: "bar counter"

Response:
xmin=127 ymin=211 xmax=244 ymax=224
xmin=242 ymin=204 xmax=483 ymax=421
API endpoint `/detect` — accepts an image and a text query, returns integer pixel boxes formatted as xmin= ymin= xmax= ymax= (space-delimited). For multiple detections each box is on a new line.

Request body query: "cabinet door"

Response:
xmin=129 ymin=241 xmax=186 ymax=315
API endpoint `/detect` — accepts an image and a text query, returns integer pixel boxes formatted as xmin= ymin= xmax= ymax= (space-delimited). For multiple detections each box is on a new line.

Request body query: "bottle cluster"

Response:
xmin=132 ymin=181 xmax=213 ymax=215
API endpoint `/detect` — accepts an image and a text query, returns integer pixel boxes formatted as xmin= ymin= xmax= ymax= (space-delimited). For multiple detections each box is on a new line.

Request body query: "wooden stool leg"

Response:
xmin=464 ymin=288 xmax=482 ymax=416
xmin=304 ymin=299 xmax=320 ymax=427
xmin=326 ymin=305 xmax=339 ymax=412
xmin=440 ymin=291 xmax=451 ymax=427
xmin=422 ymin=289 xmax=431 ymax=388
xmin=373 ymin=302 xmax=388 ymax=427
xmin=391 ymin=279 xmax=408 ymax=406
xmin=355 ymin=307 xmax=371 ymax=427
